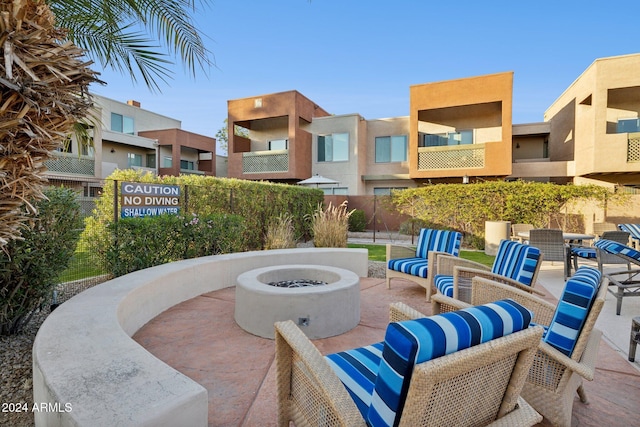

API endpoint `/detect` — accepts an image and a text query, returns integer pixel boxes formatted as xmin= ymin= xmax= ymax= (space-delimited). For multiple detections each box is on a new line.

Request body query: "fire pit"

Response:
xmin=234 ymin=265 xmax=360 ymax=339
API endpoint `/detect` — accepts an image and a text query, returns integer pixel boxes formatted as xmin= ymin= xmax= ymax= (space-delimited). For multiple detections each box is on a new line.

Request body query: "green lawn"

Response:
xmin=57 ymin=250 xmax=107 ymax=283
xmin=347 ymin=243 xmax=495 ymax=267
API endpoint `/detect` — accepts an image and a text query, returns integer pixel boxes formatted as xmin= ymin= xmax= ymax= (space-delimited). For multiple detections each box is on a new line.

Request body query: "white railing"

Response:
xmin=45 ymin=152 xmax=95 ymax=176
xmin=417 ymin=144 xmax=485 ymax=170
xmin=242 ymin=150 xmax=288 ymax=173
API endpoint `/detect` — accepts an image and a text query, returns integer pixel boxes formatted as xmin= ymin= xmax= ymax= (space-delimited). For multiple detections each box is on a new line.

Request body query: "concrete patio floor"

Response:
xmin=133 ymin=262 xmax=640 ymax=427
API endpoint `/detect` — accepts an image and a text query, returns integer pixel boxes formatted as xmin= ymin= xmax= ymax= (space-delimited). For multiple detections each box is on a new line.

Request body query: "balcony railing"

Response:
xmin=45 ymin=152 xmax=95 ymax=176
xmin=242 ymin=149 xmax=289 ymax=174
xmin=417 ymin=144 xmax=485 ymax=170
xmin=627 ymin=132 xmax=640 ymax=162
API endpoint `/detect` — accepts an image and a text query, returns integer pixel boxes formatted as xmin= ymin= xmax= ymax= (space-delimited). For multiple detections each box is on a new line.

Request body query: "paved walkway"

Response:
xmin=133 ymin=264 xmax=640 ymax=426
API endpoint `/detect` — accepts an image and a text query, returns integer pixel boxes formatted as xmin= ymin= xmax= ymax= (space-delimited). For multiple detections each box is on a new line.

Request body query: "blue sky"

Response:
xmin=90 ymin=0 xmax=640 ymax=146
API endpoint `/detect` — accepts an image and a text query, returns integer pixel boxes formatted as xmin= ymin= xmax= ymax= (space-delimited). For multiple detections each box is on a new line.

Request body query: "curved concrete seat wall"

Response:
xmin=32 ymin=248 xmax=368 ymax=427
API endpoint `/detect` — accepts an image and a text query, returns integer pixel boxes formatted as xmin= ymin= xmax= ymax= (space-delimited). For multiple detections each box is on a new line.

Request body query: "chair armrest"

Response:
xmin=536 ymin=341 xmax=597 ymax=381
xmin=470 ymin=277 xmax=556 ymax=326
xmin=274 ymin=320 xmax=365 ymax=427
xmin=386 ymin=244 xmax=415 ymax=261
xmin=488 ymin=397 xmax=542 ymax=427
xmin=436 ymin=255 xmax=491 ymax=277
xmin=431 ymin=292 xmax=472 ymax=315
xmin=455 ymin=268 xmax=546 ymax=296
xmin=389 ymin=302 xmax=428 ymax=322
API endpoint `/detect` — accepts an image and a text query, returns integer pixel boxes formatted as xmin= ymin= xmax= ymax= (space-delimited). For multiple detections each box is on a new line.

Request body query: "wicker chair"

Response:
xmin=592 ymin=222 xmax=617 ymax=239
xmin=594 ymin=238 xmax=640 ymax=315
xmin=430 ymin=239 xmax=544 ymax=313
xmin=430 ymin=266 xmax=605 ymax=427
xmin=511 ymin=223 xmax=534 ymax=243
xmin=570 ymin=230 xmax=630 ymax=273
xmin=386 ymin=228 xmax=462 ymax=301
xmin=275 ymin=300 xmax=543 ymax=427
xmin=528 ymin=228 xmax=570 ymax=279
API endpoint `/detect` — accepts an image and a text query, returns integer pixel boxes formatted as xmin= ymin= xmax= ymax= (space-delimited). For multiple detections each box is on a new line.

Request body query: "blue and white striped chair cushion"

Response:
xmin=571 ymin=247 xmax=597 ymax=259
xmin=491 ymin=240 xmax=541 ymax=286
xmin=618 ymin=223 xmax=640 ymax=241
xmin=387 ymin=257 xmax=429 ymax=278
xmin=595 ymin=239 xmax=640 ymax=261
xmin=326 ymin=299 xmax=533 ymax=427
xmin=543 ymin=266 xmax=601 ymax=356
xmin=387 ymin=229 xmax=463 ymax=278
xmin=414 ymin=228 xmax=463 ymax=259
xmin=434 ymin=239 xmax=541 ymax=297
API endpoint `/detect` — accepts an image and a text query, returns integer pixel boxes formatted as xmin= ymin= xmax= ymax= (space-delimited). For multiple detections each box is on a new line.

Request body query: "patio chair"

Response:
xmin=592 ymin=222 xmax=617 ymax=239
xmin=275 ymin=299 xmax=544 ymax=427
xmin=429 ymin=266 xmax=605 ymax=427
xmin=618 ymin=223 xmax=640 ymax=249
xmin=594 ymin=238 xmax=640 ymax=315
xmin=431 ymin=239 xmax=543 ymax=313
xmin=386 ymin=228 xmax=462 ymax=301
xmin=570 ymin=230 xmax=630 ymax=273
xmin=528 ymin=228 xmax=570 ymax=280
xmin=511 ymin=223 xmax=534 ymax=243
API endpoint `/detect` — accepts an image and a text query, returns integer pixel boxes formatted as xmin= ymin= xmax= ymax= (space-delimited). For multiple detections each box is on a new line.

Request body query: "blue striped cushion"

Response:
xmin=543 ymin=266 xmax=601 ymax=356
xmin=596 ymin=239 xmax=640 ymax=261
xmin=327 ymin=299 xmax=533 ymax=427
xmin=325 ymin=342 xmax=384 ymax=416
xmin=491 ymin=240 xmax=541 ymax=286
xmin=434 ymin=274 xmax=455 ymax=296
xmin=415 ymin=229 xmax=462 ymax=259
xmin=571 ymin=247 xmax=597 ymax=259
xmin=618 ymin=223 xmax=640 ymax=240
xmin=387 ymin=257 xmax=428 ymax=278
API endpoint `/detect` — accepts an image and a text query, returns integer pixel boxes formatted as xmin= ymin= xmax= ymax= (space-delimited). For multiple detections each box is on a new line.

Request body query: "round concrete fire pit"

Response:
xmin=234 ymin=264 xmax=360 ymax=339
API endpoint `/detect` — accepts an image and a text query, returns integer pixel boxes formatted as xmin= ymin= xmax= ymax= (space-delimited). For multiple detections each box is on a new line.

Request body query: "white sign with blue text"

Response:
xmin=120 ymin=182 xmax=181 ymax=218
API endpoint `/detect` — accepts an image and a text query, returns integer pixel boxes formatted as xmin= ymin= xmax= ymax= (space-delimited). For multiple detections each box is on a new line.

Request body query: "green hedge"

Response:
xmin=81 ymin=170 xmax=324 ymax=274
xmin=391 ymin=181 xmax=618 ymax=249
xmin=0 ymin=187 xmax=82 ymax=335
xmin=108 ymin=213 xmax=244 ymax=277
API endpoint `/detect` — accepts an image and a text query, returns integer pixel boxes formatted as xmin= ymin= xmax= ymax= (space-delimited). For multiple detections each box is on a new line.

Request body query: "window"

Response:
xmin=373 ymin=187 xmax=406 ymax=196
xmin=111 ymin=113 xmax=134 ymax=134
xmin=375 ymin=135 xmax=407 ymax=162
xmin=322 ymin=187 xmax=348 ymax=195
xmin=146 ymin=153 xmax=156 ymax=168
xmin=318 ymin=133 xmax=349 ymax=162
xmin=127 ymin=153 xmax=142 ymax=167
xmin=269 ymin=139 xmax=288 ymax=150
xmin=180 ymin=160 xmax=195 ymax=170
xmin=617 ymin=118 xmax=640 ymax=133
xmin=421 ymin=130 xmax=474 ymax=147
xmin=163 ymin=156 xmax=173 ymax=168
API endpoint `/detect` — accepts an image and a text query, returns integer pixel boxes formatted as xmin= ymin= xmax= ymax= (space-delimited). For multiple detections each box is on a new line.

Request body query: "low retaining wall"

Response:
xmin=32 ymin=248 xmax=368 ymax=427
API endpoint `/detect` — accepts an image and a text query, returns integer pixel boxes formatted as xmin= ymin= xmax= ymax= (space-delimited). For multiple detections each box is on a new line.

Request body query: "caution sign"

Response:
xmin=120 ymin=182 xmax=181 ymax=218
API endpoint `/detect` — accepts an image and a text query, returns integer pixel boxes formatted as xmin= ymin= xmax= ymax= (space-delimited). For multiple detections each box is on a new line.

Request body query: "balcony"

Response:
xmin=45 ymin=152 xmax=95 ymax=176
xmin=417 ymin=144 xmax=485 ymax=170
xmin=242 ymin=149 xmax=289 ymax=174
xmin=627 ymin=132 xmax=640 ymax=162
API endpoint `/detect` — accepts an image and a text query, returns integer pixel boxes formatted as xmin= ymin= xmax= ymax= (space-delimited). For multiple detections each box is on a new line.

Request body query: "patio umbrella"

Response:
xmin=297 ymin=174 xmax=339 ymax=188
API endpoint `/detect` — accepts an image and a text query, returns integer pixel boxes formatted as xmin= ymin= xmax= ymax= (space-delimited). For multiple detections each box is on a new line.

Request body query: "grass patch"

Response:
xmin=348 ymin=243 xmax=496 ymax=267
xmin=57 ymin=250 xmax=107 ymax=283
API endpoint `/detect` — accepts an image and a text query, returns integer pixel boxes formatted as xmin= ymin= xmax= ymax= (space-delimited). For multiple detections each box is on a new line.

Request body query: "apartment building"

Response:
xmin=226 ymin=53 xmax=640 ymax=195
xmin=44 ymin=95 xmax=216 ymax=211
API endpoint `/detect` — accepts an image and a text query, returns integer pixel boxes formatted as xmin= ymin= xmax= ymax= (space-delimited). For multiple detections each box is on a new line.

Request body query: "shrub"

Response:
xmin=0 ymin=187 xmax=82 ymax=335
xmin=348 ymin=209 xmax=367 ymax=232
xmin=264 ymin=213 xmax=297 ymax=249
xmin=398 ymin=218 xmax=431 ymax=236
xmin=107 ymin=213 xmax=245 ymax=277
xmin=310 ymin=201 xmax=354 ymax=248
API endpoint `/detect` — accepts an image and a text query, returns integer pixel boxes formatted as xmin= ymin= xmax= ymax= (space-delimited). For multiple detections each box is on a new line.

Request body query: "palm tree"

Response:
xmin=0 ymin=0 xmax=213 ymax=246
xmin=48 ymin=0 xmax=213 ymax=92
